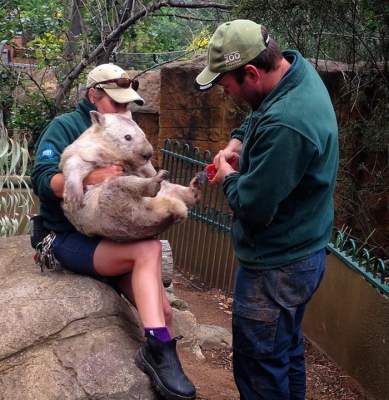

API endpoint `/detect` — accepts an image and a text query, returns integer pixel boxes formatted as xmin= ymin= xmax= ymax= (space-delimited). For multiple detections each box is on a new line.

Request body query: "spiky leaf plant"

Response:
xmin=0 ymin=110 xmax=34 ymax=237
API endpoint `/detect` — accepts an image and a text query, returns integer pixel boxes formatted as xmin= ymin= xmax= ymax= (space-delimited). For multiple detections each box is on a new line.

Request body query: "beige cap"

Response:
xmin=86 ymin=64 xmax=145 ymax=105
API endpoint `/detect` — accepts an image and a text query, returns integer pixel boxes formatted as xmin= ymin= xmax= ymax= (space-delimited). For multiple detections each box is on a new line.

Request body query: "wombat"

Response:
xmin=59 ymin=111 xmax=200 ymax=241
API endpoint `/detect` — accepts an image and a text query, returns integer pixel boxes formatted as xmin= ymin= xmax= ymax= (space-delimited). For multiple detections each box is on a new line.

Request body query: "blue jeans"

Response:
xmin=232 ymin=249 xmax=326 ymax=400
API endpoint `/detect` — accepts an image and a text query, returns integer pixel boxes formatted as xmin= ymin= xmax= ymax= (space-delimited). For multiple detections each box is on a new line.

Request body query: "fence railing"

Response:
xmin=328 ymin=229 xmax=389 ymax=295
xmin=160 ymin=139 xmax=389 ymax=295
xmin=159 ymin=139 xmax=237 ymax=293
xmin=114 ymin=50 xmax=189 ymax=70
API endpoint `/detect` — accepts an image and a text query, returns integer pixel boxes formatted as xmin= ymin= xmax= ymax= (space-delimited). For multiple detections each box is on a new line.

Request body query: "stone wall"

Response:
xmin=130 ymin=70 xmax=161 ymax=165
xmin=304 ymin=252 xmax=389 ymax=400
xmin=158 ymin=56 xmax=248 ymax=156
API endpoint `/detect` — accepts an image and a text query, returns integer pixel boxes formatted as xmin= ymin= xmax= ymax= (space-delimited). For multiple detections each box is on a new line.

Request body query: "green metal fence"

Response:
xmin=328 ymin=229 xmax=389 ymax=296
xmin=159 ymin=139 xmax=237 ymax=293
xmin=160 ymin=139 xmax=389 ymax=296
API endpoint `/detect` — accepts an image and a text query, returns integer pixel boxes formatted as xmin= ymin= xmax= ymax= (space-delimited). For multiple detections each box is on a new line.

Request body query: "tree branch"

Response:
xmin=54 ymin=0 xmax=232 ymax=109
xmin=151 ymin=13 xmax=218 ymax=21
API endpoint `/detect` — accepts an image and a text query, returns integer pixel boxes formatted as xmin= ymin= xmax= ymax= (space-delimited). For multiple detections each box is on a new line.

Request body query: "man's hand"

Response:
xmin=213 ymin=138 xmax=241 ymax=165
xmin=210 ymin=150 xmax=238 ymax=184
xmin=213 ymin=150 xmax=240 ymax=170
xmin=83 ymin=165 xmax=124 ymax=186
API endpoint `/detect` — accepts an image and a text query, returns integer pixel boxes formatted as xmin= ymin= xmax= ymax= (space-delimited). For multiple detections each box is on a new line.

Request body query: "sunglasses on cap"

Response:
xmin=93 ymin=78 xmax=139 ymax=91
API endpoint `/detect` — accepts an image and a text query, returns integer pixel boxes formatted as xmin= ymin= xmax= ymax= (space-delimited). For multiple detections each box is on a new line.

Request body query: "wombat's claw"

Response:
xmin=157 ymin=169 xmax=169 ymax=181
xmin=190 ymin=174 xmax=203 ymax=188
xmin=192 ymin=172 xmax=206 ymax=186
xmin=188 ymin=176 xmax=201 ymax=204
xmin=64 ymin=186 xmax=84 ymax=211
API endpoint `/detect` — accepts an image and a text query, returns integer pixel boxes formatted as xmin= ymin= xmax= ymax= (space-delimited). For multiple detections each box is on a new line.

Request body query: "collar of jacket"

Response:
xmin=256 ymin=49 xmax=306 ymax=115
xmin=76 ymin=98 xmax=97 ymax=125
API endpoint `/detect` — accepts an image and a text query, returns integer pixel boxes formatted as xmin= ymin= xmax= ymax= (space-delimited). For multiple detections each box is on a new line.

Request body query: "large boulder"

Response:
xmin=0 ymin=235 xmax=157 ymax=400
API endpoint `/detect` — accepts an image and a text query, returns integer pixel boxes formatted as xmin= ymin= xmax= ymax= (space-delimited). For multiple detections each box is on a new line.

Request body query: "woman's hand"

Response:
xmin=83 ymin=165 xmax=124 ymax=186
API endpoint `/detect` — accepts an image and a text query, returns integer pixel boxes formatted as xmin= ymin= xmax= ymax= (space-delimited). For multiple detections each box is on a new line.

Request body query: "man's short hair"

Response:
xmin=232 ymin=26 xmax=283 ymax=84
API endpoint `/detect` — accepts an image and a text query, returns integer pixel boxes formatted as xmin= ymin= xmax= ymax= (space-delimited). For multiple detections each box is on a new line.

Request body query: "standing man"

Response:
xmin=195 ymin=20 xmax=338 ymax=399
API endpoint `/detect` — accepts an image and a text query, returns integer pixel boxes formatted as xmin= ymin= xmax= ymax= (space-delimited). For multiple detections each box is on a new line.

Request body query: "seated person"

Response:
xmin=32 ymin=63 xmax=196 ymax=400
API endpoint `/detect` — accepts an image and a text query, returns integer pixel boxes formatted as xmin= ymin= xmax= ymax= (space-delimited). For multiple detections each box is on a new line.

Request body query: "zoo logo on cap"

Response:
xmin=224 ymin=51 xmax=241 ymax=66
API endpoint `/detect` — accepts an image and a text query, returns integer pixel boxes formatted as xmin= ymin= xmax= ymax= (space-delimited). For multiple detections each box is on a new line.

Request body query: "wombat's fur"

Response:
xmin=59 ymin=111 xmax=200 ymax=241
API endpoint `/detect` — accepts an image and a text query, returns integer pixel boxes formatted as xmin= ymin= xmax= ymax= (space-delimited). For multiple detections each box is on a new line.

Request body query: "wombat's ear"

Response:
xmin=90 ymin=111 xmax=105 ymax=126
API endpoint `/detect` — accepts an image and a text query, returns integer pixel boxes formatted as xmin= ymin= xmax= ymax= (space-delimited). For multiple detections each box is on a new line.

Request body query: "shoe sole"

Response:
xmin=135 ymin=348 xmax=196 ymax=400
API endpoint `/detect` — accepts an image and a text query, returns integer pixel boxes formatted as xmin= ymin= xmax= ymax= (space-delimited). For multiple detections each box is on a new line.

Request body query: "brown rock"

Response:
xmin=0 ymin=236 xmax=157 ymax=400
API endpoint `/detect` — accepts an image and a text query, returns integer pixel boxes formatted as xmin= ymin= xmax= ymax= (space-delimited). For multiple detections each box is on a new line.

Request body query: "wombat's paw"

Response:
xmin=156 ymin=169 xmax=169 ymax=182
xmin=147 ymin=170 xmax=169 ymax=196
xmin=190 ymin=174 xmax=202 ymax=189
xmin=189 ymin=176 xmax=202 ymax=203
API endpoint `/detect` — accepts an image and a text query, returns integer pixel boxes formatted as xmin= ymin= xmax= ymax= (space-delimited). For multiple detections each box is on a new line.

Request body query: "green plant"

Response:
xmin=8 ymin=91 xmax=55 ymax=145
xmin=0 ymin=112 xmax=34 ymax=237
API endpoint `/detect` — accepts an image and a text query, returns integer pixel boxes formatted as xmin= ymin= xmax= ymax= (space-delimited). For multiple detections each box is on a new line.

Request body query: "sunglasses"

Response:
xmin=93 ymin=78 xmax=139 ymax=91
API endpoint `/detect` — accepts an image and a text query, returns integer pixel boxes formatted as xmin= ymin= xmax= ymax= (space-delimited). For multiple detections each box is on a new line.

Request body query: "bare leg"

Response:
xmin=161 ymin=284 xmax=173 ymax=332
xmin=93 ymin=236 xmax=195 ymax=398
xmin=115 ymin=271 xmax=173 ymax=332
xmin=93 ymin=239 xmax=165 ymax=327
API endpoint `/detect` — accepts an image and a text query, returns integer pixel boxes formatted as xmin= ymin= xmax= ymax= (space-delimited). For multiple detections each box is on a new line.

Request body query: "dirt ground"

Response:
xmin=173 ymin=273 xmax=368 ymax=400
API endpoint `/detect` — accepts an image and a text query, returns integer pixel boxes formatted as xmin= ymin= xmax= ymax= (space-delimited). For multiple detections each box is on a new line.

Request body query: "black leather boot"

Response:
xmin=135 ymin=333 xmax=196 ymax=400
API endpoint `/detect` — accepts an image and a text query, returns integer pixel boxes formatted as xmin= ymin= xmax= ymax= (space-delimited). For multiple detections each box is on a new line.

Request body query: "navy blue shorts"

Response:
xmin=52 ymin=231 xmax=102 ymax=277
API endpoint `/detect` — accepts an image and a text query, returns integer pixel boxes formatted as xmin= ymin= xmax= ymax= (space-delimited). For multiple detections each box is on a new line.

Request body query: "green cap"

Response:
xmin=195 ymin=20 xmax=269 ymax=91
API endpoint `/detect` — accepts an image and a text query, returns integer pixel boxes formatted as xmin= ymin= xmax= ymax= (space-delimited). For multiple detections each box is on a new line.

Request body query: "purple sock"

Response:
xmin=145 ymin=326 xmax=171 ymax=342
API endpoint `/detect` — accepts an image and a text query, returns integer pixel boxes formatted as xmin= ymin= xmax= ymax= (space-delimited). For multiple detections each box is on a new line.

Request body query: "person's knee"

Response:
xmin=138 ymin=239 xmax=162 ymax=259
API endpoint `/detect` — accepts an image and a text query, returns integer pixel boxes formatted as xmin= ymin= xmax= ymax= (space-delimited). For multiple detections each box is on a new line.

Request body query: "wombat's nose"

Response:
xmin=142 ymin=150 xmax=153 ymax=161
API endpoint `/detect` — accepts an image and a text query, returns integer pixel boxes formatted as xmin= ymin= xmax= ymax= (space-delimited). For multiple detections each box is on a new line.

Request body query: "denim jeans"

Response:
xmin=232 ymin=249 xmax=326 ymax=400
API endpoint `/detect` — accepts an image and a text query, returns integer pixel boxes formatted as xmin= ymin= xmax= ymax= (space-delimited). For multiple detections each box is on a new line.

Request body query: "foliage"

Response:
xmin=8 ymin=91 xmax=55 ymax=145
xmin=0 ymin=68 xmax=17 ymax=126
xmin=0 ymin=62 xmax=56 ymax=146
xmin=124 ymin=7 xmax=219 ymax=54
xmin=123 ymin=14 xmax=188 ymax=53
xmin=1 ymin=0 xmax=68 ymax=139
xmin=1 ymin=0 xmax=232 ymax=112
xmin=0 ymin=112 xmax=34 ymax=237
xmin=26 ymin=32 xmax=66 ymax=67
xmin=186 ymin=28 xmax=211 ymax=52
xmin=234 ymin=0 xmax=388 ymax=66
xmin=0 ymin=0 xmax=66 ymax=42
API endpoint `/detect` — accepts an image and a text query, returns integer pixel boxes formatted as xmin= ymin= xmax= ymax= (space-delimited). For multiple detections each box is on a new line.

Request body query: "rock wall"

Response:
xmin=130 ymin=70 xmax=161 ymax=164
xmin=158 ymin=56 xmax=248 ymax=156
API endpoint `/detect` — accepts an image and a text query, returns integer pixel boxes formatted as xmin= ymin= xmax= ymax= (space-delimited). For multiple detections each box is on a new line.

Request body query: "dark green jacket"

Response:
xmin=31 ymin=99 xmax=96 ymax=232
xmin=223 ymin=50 xmax=339 ymax=269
